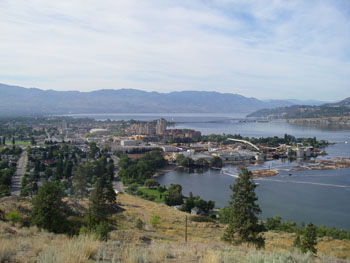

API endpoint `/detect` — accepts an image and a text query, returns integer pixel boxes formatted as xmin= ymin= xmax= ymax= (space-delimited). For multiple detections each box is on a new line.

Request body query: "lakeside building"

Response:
xmin=296 ymin=147 xmax=312 ymax=158
xmin=213 ymin=149 xmax=257 ymax=162
xmin=175 ymin=150 xmax=214 ymax=161
xmin=163 ymin=129 xmax=201 ymax=139
xmin=156 ymin=118 xmax=167 ymax=135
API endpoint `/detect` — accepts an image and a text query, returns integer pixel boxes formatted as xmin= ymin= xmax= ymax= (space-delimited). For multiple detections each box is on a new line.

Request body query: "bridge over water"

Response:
xmin=222 ymin=170 xmax=350 ymax=189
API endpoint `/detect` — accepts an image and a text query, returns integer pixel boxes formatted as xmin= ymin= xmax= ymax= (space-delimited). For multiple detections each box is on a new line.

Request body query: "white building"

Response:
xmin=120 ymin=140 xmax=137 ymax=146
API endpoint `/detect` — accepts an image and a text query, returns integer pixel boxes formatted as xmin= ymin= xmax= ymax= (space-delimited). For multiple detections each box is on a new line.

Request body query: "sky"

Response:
xmin=0 ymin=0 xmax=349 ymax=100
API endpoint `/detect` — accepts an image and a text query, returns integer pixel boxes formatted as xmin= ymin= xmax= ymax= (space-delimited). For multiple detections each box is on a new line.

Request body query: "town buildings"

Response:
xmin=156 ymin=118 xmax=167 ymax=135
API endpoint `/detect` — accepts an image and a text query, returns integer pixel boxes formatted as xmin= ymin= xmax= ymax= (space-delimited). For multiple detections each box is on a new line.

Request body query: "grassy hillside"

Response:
xmin=1 ymin=194 xmax=350 ymax=262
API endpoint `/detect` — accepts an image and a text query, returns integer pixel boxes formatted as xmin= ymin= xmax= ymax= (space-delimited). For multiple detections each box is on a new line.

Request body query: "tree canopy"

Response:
xmin=222 ymin=168 xmax=265 ymax=248
xmin=30 ymin=181 xmax=67 ymax=233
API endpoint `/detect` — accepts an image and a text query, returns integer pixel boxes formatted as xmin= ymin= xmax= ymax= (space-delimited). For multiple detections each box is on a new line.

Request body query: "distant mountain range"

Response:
xmin=248 ymin=97 xmax=350 ymax=119
xmin=0 ymin=83 xmax=329 ymax=116
xmin=263 ymin=99 xmax=328 ymax=106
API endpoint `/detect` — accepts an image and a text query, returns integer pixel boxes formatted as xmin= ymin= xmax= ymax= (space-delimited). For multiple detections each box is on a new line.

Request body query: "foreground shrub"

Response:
xmin=150 ymin=214 xmax=160 ymax=227
xmin=5 ymin=211 xmax=22 ymax=225
xmin=95 ymin=222 xmax=110 ymax=241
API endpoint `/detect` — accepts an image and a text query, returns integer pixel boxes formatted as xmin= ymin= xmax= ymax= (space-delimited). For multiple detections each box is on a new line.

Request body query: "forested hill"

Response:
xmin=0 ymin=83 xmax=294 ymax=116
xmin=248 ymin=97 xmax=350 ymax=119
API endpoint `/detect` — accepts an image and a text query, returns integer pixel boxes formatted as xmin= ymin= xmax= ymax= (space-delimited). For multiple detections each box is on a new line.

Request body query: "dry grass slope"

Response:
xmin=0 ymin=194 xmax=349 ymax=262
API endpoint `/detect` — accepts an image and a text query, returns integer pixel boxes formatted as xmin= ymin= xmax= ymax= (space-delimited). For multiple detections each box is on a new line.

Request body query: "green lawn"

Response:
xmin=5 ymin=141 xmax=31 ymax=146
xmin=137 ymin=188 xmax=164 ymax=203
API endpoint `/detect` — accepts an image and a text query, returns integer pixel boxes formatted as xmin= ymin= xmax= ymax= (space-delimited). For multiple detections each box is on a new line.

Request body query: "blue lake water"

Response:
xmin=71 ymin=113 xmax=350 ymax=229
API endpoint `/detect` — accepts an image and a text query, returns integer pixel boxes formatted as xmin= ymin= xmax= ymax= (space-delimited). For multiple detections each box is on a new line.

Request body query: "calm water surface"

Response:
xmin=72 ymin=113 xmax=350 ymax=229
xmin=162 ymin=118 xmax=350 ymax=229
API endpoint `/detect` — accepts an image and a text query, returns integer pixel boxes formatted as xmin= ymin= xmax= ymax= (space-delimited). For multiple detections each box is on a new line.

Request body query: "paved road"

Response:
xmin=10 ymin=150 xmax=28 ymax=196
xmin=111 ymin=155 xmax=125 ymax=193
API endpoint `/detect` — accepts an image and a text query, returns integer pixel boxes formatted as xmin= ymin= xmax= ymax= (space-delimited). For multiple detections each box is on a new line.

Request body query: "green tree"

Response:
xmin=164 ymin=184 xmax=183 ymax=206
xmin=118 ymin=155 xmax=132 ymax=170
xmin=295 ymin=223 xmax=317 ymax=254
xmin=30 ymin=181 xmax=66 ymax=233
xmin=73 ymin=164 xmax=90 ymax=198
xmin=195 ymin=158 xmax=209 ymax=167
xmin=144 ymin=178 xmax=160 ymax=189
xmin=88 ymin=178 xmax=115 ymax=227
xmin=194 ymin=198 xmax=215 ymax=213
xmin=104 ymin=181 xmax=117 ymax=204
xmin=106 ymin=161 xmax=115 ymax=181
xmin=95 ymin=221 xmax=110 ymax=241
xmin=176 ymin=154 xmax=185 ymax=166
xmin=127 ymin=183 xmax=139 ymax=194
xmin=219 ymin=206 xmax=231 ymax=224
xmin=210 ymin=156 xmax=223 ymax=168
xmin=89 ymin=181 xmax=107 ymax=226
xmin=89 ymin=142 xmax=99 ymax=158
xmin=182 ymin=192 xmax=195 ymax=212
xmin=222 ymin=168 xmax=265 ymax=248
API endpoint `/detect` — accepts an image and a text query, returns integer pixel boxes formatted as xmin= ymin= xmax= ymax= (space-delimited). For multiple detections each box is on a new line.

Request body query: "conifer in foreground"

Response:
xmin=222 ymin=168 xmax=265 ymax=248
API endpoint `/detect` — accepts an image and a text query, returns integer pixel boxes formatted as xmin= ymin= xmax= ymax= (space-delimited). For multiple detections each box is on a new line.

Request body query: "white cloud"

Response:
xmin=0 ymin=0 xmax=349 ymax=100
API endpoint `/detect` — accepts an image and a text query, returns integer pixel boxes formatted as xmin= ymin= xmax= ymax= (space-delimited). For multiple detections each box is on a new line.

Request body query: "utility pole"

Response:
xmin=185 ymin=215 xmax=188 ymax=243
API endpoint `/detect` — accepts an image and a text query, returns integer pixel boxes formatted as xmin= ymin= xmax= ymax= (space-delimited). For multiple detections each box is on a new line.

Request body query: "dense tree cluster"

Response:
xmin=118 ymin=150 xmax=167 ymax=185
xmin=265 ymin=216 xmax=350 ymax=240
xmin=0 ymin=160 xmax=16 ymax=197
xmin=176 ymin=154 xmax=222 ymax=168
xmin=21 ymin=145 xmax=83 ymax=196
xmin=0 ymin=147 xmax=21 ymax=197
xmin=181 ymin=192 xmax=215 ymax=213
xmin=164 ymin=184 xmax=184 ymax=206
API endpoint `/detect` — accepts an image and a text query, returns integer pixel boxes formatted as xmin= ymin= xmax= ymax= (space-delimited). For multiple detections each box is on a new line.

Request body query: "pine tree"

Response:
xmin=89 ymin=180 xmax=108 ymax=226
xmin=222 ymin=168 xmax=265 ymax=248
xmin=73 ymin=165 xmax=89 ymax=198
xmin=182 ymin=192 xmax=195 ymax=212
xmin=104 ymin=181 xmax=116 ymax=204
xmin=30 ymin=181 xmax=66 ymax=233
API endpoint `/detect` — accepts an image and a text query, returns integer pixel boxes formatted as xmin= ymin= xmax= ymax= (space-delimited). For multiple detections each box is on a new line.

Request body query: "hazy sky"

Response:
xmin=0 ymin=0 xmax=349 ymax=100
